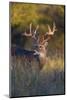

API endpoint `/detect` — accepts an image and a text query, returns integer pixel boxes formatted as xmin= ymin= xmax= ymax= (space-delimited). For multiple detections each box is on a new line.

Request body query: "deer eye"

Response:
xmin=39 ymin=46 xmax=42 ymax=48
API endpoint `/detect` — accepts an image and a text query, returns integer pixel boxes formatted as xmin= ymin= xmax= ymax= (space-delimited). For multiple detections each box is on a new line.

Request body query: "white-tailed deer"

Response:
xmin=12 ymin=23 xmax=57 ymax=70
xmin=22 ymin=23 xmax=49 ymax=69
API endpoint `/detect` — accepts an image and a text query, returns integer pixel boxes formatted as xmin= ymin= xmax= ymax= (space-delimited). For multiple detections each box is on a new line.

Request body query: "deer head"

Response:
xmin=33 ymin=34 xmax=48 ymax=69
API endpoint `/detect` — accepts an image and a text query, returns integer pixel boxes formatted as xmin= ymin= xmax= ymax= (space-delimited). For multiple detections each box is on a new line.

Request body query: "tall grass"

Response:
xmin=10 ymin=53 xmax=65 ymax=97
xmin=43 ymin=56 xmax=64 ymax=72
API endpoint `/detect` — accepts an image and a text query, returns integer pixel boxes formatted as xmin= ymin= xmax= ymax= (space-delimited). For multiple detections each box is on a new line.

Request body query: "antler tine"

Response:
xmin=34 ymin=25 xmax=39 ymax=34
xmin=41 ymin=38 xmax=49 ymax=45
xmin=53 ymin=22 xmax=57 ymax=32
xmin=36 ymin=25 xmax=39 ymax=30
xmin=47 ymin=24 xmax=51 ymax=32
xmin=30 ymin=23 xmax=32 ymax=33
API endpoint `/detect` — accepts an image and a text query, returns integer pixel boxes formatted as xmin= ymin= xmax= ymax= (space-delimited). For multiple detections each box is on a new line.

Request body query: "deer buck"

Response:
xmin=32 ymin=22 xmax=57 ymax=69
xmin=11 ymin=22 xmax=57 ymax=70
xmin=22 ymin=23 xmax=49 ymax=69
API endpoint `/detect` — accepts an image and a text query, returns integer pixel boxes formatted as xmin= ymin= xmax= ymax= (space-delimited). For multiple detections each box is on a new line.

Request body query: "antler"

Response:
xmin=46 ymin=22 xmax=57 ymax=36
xmin=22 ymin=24 xmax=39 ymax=39
xmin=22 ymin=23 xmax=32 ymax=37
xmin=32 ymin=25 xmax=39 ymax=39
xmin=35 ymin=34 xmax=48 ymax=48
xmin=42 ymin=22 xmax=57 ymax=46
xmin=41 ymin=37 xmax=50 ymax=45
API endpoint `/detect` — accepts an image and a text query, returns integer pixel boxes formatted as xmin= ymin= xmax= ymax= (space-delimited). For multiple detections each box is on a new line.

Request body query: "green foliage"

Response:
xmin=10 ymin=2 xmax=65 ymax=51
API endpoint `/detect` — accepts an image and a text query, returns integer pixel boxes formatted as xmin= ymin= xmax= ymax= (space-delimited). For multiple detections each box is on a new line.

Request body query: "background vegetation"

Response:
xmin=10 ymin=2 xmax=65 ymax=97
xmin=10 ymin=2 xmax=65 ymax=52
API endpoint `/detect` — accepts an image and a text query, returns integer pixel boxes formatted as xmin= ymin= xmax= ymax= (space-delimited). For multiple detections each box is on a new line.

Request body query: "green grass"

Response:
xmin=43 ymin=56 xmax=64 ymax=73
xmin=10 ymin=54 xmax=65 ymax=97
